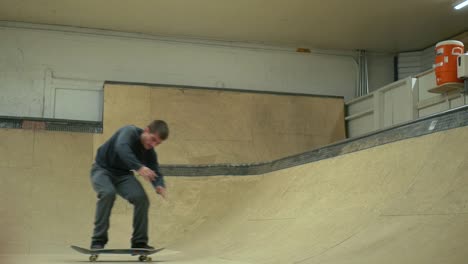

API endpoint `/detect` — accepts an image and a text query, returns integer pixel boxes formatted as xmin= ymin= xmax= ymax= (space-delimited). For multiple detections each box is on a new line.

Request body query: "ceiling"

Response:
xmin=0 ymin=0 xmax=467 ymax=52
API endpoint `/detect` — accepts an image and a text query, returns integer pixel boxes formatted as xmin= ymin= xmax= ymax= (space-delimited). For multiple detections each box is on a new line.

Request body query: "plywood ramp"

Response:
xmin=2 ymin=125 xmax=468 ymax=263
xmin=150 ymin=126 xmax=468 ymax=264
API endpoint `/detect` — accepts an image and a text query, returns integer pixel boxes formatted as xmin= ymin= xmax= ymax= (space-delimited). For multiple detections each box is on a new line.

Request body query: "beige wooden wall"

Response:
xmin=95 ymin=83 xmax=345 ymax=164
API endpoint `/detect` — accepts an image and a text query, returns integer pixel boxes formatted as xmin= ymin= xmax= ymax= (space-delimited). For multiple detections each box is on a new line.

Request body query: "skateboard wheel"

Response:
xmin=89 ymin=255 xmax=98 ymax=262
xmin=138 ymin=255 xmax=146 ymax=262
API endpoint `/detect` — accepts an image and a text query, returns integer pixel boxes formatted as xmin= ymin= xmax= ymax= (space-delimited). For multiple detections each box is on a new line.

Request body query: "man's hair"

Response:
xmin=148 ymin=120 xmax=169 ymax=140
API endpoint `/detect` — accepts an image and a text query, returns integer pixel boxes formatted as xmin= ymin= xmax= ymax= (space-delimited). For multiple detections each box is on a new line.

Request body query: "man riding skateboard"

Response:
xmin=89 ymin=120 xmax=169 ymax=250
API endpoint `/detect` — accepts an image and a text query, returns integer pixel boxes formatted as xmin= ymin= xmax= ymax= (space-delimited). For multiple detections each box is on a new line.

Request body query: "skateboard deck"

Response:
xmin=71 ymin=245 xmax=164 ymax=262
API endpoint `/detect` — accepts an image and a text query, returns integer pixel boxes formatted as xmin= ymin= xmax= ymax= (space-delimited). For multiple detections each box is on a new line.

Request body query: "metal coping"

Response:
xmin=0 ymin=116 xmax=103 ymax=133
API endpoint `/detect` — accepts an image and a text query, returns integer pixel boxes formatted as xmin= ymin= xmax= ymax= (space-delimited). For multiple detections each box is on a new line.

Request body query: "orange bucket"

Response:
xmin=434 ymin=40 xmax=464 ymax=85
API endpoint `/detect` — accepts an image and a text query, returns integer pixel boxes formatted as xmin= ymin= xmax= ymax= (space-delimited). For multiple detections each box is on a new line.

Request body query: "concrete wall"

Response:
xmin=0 ymin=22 xmax=360 ymax=121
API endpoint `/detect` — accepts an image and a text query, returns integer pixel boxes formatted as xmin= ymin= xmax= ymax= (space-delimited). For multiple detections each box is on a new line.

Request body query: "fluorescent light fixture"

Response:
xmin=454 ymin=0 xmax=468 ymax=9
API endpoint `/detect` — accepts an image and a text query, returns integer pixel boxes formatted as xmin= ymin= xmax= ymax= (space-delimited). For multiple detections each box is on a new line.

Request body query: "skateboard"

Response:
xmin=71 ymin=245 xmax=164 ymax=262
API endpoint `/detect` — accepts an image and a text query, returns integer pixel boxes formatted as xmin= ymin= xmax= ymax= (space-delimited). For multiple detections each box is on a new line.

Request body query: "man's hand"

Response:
xmin=137 ymin=166 xmax=156 ymax=182
xmin=156 ymin=186 xmax=167 ymax=199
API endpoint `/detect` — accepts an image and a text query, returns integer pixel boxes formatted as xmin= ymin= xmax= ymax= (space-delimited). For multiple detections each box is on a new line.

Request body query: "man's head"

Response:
xmin=141 ymin=120 xmax=169 ymax=149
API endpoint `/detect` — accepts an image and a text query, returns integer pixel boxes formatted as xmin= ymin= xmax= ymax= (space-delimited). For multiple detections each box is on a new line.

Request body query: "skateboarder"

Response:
xmin=89 ymin=120 xmax=169 ymax=250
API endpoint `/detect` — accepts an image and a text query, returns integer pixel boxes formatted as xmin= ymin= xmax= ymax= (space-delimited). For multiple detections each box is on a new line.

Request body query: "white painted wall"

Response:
xmin=0 ymin=22 xmax=361 ymax=121
xmin=346 ymin=68 xmax=468 ymax=138
xmin=398 ymin=46 xmax=434 ymax=80
xmin=345 ymin=77 xmax=417 ymax=138
xmin=367 ymin=53 xmax=396 ymax=92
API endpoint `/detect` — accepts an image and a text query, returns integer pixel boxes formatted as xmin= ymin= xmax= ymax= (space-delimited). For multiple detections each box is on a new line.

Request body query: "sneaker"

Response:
xmin=90 ymin=243 xmax=105 ymax=250
xmin=131 ymin=243 xmax=154 ymax=250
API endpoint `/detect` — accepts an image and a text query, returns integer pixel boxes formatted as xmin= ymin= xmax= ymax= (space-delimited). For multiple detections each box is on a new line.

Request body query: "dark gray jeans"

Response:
xmin=90 ymin=163 xmax=150 ymax=246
